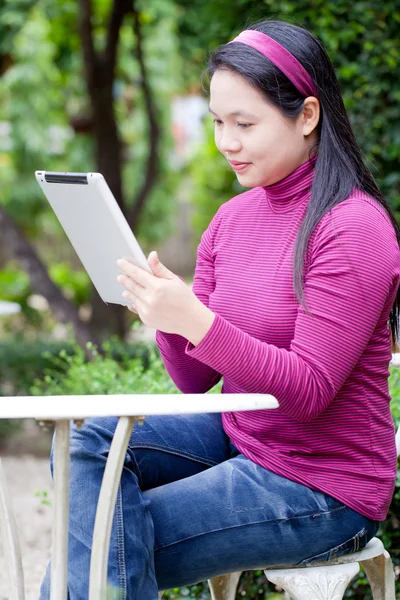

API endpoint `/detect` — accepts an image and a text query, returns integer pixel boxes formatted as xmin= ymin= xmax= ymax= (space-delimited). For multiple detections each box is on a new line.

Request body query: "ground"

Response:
xmin=0 ymin=456 xmax=52 ymax=600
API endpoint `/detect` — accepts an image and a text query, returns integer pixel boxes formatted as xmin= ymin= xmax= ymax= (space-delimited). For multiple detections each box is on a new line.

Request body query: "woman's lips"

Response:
xmin=228 ymin=161 xmax=251 ymax=172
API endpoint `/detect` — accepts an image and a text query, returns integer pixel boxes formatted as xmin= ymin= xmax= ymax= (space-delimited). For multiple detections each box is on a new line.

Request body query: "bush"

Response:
xmin=183 ymin=1 xmax=400 ymax=237
xmin=0 ymin=335 xmax=154 ymax=441
xmin=0 ymin=336 xmax=152 ymax=397
xmin=0 ymin=338 xmax=75 ymax=397
xmin=30 ymin=340 xmax=179 ymax=397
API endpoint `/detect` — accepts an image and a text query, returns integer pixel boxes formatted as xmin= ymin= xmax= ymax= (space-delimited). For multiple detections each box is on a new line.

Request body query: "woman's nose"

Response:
xmin=218 ymin=129 xmax=241 ymax=154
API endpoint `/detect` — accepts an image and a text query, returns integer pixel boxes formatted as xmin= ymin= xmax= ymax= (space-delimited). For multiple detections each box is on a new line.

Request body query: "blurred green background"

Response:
xmin=0 ymin=0 xmax=399 ymax=598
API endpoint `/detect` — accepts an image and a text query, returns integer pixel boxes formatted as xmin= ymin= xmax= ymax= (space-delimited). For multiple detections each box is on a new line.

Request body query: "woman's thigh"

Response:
xmin=127 ymin=412 xmax=234 ymax=489
xmin=147 ymin=454 xmax=378 ymax=591
xmin=68 ymin=412 xmax=233 ymax=490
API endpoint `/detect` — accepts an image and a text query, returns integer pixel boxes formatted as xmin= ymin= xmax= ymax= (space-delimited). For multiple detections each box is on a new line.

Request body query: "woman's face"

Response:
xmin=209 ymin=69 xmax=319 ymax=188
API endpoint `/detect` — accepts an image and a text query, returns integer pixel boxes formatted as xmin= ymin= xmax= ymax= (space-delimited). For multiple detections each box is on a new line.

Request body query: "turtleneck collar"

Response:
xmin=264 ymin=154 xmax=317 ymax=213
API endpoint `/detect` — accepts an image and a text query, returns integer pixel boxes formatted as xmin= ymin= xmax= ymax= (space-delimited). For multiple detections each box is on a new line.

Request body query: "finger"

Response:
xmin=130 ymin=295 xmax=147 ymax=320
xmin=117 ymin=275 xmax=147 ymax=301
xmin=122 ymin=290 xmax=139 ymax=314
xmin=148 ymin=251 xmax=176 ymax=280
xmin=122 ymin=289 xmax=137 ymax=305
xmin=117 ymin=259 xmax=155 ymax=288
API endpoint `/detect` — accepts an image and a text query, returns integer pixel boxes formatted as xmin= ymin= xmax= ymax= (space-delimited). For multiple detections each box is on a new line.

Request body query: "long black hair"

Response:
xmin=205 ymin=19 xmax=400 ymax=349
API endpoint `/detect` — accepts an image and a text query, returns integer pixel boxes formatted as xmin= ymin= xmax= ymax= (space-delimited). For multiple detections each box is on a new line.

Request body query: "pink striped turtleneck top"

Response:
xmin=156 ymin=156 xmax=400 ymax=520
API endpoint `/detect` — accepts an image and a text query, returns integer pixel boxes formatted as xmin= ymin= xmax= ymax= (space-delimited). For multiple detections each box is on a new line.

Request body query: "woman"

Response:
xmin=40 ymin=19 xmax=400 ymax=600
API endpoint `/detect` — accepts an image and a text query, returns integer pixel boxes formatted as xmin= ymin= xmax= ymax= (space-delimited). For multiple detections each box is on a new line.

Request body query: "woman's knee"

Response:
xmin=70 ymin=416 xmax=119 ymax=457
xmin=49 ymin=416 xmax=119 ymax=474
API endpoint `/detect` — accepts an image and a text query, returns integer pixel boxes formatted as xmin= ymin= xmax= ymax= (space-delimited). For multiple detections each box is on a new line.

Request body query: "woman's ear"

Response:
xmin=302 ymin=97 xmax=320 ymax=137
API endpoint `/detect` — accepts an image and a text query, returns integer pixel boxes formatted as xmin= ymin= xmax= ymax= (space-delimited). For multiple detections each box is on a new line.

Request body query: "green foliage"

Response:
xmin=0 ymin=337 xmax=72 ymax=440
xmin=0 ymin=334 xmax=154 ymax=439
xmin=389 ymin=366 xmax=400 ymax=426
xmin=180 ymin=0 xmax=400 ymax=228
xmin=2 ymin=0 xmax=399 ymax=328
xmin=0 ymin=262 xmax=31 ymax=303
xmin=0 ymin=0 xmax=38 ymax=56
xmin=160 ymin=585 xmax=213 ymax=600
xmin=0 ymin=338 xmax=74 ymax=396
xmin=187 ymin=119 xmax=242 ymax=237
xmin=0 ymin=259 xmax=91 ymax=323
xmin=0 ymin=419 xmax=24 ymax=444
xmin=28 ymin=334 xmax=224 ymax=399
xmin=48 ymin=262 xmax=91 ymax=305
xmin=29 ymin=339 xmax=179 ymax=396
xmin=114 ymin=0 xmax=184 ymax=247
xmin=0 ymin=0 xmax=182 ymax=233
xmin=0 ymin=335 xmax=151 ymax=396
xmin=0 ymin=0 xmax=183 ymax=315
xmin=0 ymin=2 xmax=69 ymax=234
xmin=381 ymin=367 xmax=400 ymax=597
xmin=34 ymin=488 xmax=51 ymax=507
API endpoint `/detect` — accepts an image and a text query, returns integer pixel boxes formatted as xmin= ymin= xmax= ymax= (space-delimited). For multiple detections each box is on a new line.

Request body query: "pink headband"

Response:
xmin=229 ymin=30 xmax=319 ymax=99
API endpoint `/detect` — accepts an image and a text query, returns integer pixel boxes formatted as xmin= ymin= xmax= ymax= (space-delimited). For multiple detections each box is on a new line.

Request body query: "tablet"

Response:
xmin=35 ymin=171 xmax=152 ymax=306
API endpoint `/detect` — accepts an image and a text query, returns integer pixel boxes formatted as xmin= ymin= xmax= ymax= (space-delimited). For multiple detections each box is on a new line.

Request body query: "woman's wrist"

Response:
xmin=183 ymin=300 xmax=215 ymax=347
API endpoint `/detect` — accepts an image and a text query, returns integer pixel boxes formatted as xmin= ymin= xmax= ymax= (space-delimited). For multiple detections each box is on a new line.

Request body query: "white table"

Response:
xmin=0 ymin=393 xmax=279 ymax=600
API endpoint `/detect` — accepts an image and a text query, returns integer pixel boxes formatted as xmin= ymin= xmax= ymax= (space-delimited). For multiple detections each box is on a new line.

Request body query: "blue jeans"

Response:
xmin=39 ymin=413 xmax=378 ymax=599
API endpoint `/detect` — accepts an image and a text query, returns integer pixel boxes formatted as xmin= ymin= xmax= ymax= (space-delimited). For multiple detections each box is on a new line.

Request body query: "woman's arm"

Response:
xmin=155 ymin=219 xmax=222 ymax=393
xmin=184 ymin=199 xmax=400 ymax=420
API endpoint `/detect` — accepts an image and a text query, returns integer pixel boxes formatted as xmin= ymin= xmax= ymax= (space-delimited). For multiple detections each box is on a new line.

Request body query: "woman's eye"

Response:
xmin=212 ymin=119 xmax=251 ymax=128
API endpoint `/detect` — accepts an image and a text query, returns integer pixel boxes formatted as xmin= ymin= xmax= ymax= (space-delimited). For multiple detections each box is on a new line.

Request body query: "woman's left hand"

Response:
xmin=116 ymin=252 xmax=215 ymax=344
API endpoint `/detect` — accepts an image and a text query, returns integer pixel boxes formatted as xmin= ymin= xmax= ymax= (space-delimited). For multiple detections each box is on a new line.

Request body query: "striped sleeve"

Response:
xmin=155 ymin=214 xmax=222 ymax=393
xmin=185 ymin=199 xmax=400 ymax=421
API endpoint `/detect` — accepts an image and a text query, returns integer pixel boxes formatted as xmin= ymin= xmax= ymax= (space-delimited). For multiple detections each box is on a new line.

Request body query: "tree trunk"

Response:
xmin=126 ymin=5 xmax=161 ymax=227
xmin=79 ymin=0 xmax=130 ymax=338
xmin=77 ymin=0 xmax=162 ymax=340
xmin=0 ymin=206 xmax=96 ymax=348
xmin=88 ymin=73 xmax=130 ymax=337
xmin=89 ymin=290 xmax=127 ymax=341
xmin=92 ymin=68 xmax=125 ymax=211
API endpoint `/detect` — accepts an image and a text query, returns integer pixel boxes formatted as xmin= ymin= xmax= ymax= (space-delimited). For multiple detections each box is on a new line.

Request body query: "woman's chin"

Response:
xmin=235 ymin=171 xmax=260 ymax=188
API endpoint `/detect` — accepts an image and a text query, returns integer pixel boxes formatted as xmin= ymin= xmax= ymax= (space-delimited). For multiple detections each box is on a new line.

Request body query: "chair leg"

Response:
xmin=208 ymin=572 xmax=242 ymax=600
xmin=361 ymin=550 xmax=396 ymax=600
xmin=265 ymin=562 xmax=359 ymax=600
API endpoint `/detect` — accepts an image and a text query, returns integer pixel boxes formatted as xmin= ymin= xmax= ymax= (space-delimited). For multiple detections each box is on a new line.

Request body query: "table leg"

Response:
xmin=51 ymin=420 xmax=70 ymax=600
xmin=89 ymin=415 xmax=137 ymax=600
xmin=0 ymin=457 xmax=25 ymax=600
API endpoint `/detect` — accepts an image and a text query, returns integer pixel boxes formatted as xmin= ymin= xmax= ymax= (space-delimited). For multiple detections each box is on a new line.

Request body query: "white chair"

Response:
xmin=207 ymin=428 xmax=400 ymax=600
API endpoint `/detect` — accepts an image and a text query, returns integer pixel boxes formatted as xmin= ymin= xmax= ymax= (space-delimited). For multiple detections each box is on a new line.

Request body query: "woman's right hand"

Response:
xmin=125 ymin=251 xmax=180 ymax=314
